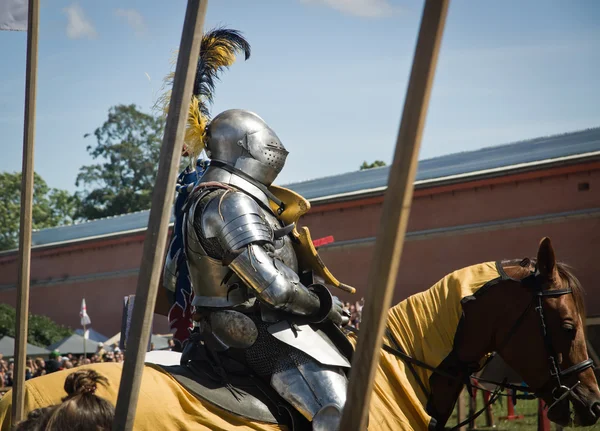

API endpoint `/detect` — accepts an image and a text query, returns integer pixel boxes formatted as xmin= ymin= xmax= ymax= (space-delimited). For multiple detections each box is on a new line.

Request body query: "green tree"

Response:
xmin=0 ymin=172 xmax=77 ymax=251
xmin=360 ymin=160 xmax=387 ymax=170
xmin=0 ymin=304 xmax=73 ymax=348
xmin=75 ymin=104 xmax=165 ymax=220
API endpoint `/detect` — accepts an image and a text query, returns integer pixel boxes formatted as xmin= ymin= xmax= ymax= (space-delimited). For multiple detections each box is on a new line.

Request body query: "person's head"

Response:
xmin=35 ymin=357 xmax=45 ymax=368
xmin=13 ymin=407 xmax=54 ymax=431
xmin=49 ymin=350 xmax=60 ymax=360
xmin=43 ymin=369 xmax=115 ymax=430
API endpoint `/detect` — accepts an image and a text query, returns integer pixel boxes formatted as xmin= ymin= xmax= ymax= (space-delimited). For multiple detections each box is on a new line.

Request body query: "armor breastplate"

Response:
xmin=184 ymin=186 xmax=298 ymax=308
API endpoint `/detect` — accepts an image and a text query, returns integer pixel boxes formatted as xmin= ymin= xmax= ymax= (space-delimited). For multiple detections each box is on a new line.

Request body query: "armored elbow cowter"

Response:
xmin=230 ymin=245 xmax=321 ymax=316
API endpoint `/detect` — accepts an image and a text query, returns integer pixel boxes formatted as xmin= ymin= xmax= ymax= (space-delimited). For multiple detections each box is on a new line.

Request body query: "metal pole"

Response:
xmin=11 ymin=0 xmax=40 ymax=423
xmin=112 ymin=1 xmax=208 ymax=430
xmin=338 ymin=1 xmax=449 ymax=429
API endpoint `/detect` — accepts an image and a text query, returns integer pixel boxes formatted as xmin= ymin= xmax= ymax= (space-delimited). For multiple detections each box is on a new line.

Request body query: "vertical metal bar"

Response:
xmin=111 ymin=1 xmax=208 ymax=429
xmin=11 ymin=0 xmax=40 ymax=423
xmin=338 ymin=1 xmax=449 ymax=429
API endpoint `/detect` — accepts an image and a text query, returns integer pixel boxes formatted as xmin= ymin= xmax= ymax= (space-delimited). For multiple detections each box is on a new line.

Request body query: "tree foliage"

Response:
xmin=360 ymin=160 xmax=387 ymax=170
xmin=0 ymin=172 xmax=78 ymax=251
xmin=0 ymin=304 xmax=73 ymax=348
xmin=75 ymin=104 xmax=165 ymax=220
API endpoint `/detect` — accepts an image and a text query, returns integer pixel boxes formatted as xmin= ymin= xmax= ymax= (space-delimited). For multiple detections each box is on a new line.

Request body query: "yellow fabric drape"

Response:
xmin=0 ymin=363 xmax=283 ymax=431
xmin=0 ymin=262 xmax=500 ymax=431
xmin=362 ymin=261 xmax=500 ymax=430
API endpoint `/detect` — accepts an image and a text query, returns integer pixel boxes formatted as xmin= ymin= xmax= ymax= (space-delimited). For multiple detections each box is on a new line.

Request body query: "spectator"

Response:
xmin=45 ymin=351 xmax=63 ymax=374
xmin=13 ymin=407 xmax=54 ymax=431
xmin=33 ymin=358 xmax=46 ymax=377
xmin=0 ymin=359 xmax=7 ymax=387
xmin=12 ymin=369 xmax=115 ymax=431
xmin=6 ymin=360 xmax=14 ymax=386
xmin=96 ymin=343 xmax=106 ymax=360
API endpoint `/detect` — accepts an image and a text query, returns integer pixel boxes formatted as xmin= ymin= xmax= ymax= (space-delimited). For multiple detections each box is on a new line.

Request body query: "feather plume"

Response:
xmin=156 ymin=27 xmax=251 ymax=161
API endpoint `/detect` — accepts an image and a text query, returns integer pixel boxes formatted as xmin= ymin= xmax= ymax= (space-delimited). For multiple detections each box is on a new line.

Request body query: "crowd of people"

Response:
xmin=0 ymin=337 xmax=182 ymax=391
xmin=343 ymin=297 xmax=365 ymax=329
xmin=0 ymin=343 xmax=126 ymax=390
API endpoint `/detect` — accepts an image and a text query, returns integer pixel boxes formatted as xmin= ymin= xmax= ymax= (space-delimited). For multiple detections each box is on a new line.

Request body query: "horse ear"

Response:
xmin=536 ymin=237 xmax=556 ymax=278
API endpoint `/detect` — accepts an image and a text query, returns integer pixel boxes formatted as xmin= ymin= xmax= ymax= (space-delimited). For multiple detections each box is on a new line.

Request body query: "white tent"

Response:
xmin=0 ymin=336 xmax=50 ymax=358
xmin=104 ymin=332 xmax=171 ymax=351
xmin=47 ymin=333 xmax=101 ymax=355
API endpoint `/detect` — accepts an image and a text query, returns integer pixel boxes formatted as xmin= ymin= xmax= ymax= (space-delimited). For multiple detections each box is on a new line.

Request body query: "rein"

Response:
xmin=348 ymin=264 xmax=595 ymax=430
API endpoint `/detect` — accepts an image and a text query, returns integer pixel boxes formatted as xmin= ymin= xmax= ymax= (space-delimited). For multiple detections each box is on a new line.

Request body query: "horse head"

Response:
xmin=452 ymin=237 xmax=600 ymax=427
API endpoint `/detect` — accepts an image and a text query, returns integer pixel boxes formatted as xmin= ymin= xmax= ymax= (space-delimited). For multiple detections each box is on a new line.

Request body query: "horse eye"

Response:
xmin=562 ymin=323 xmax=575 ymax=334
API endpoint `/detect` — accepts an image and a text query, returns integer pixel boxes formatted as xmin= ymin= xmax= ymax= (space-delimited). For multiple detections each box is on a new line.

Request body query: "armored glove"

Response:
xmin=308 ymin=284 xmax=350 ymax=327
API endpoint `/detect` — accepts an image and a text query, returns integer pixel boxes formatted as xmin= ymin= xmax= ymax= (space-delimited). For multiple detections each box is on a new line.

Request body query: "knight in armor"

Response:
xmin=160 ymin=28 xmax=355 ymax=431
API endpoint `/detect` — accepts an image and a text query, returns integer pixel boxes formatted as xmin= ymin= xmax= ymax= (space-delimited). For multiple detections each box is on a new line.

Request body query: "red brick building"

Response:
xmin=0 ymin=128 xmax=598 ymax=339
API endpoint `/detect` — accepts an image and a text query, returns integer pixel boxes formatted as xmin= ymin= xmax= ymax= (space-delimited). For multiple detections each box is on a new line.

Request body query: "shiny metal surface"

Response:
xmin=202 ymin=191 xmax=273 ymax=251
xmin=200 ymin=166 xmax=272 ymax=209
xmin=230 ymin=245 xmax=320 ymax=316
xmin=210 ymin=310 xmax=258 ymax=349
xmin=184 ymin=195 xmax=253 ymax=308
xmin=267 ymin=321 xmax=351 ymax=368
xmin=205 ymin=109 xmax=288 ymax=186
xmin=313 ymin=404 xmax=343 ymax=431
xmin=270 ymin=359 xmax=347 ymax=423
xmin=162 ymin=243 xmax=179 ymax=292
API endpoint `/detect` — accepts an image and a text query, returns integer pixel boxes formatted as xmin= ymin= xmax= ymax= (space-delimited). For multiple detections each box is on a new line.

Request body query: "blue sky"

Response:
xmin=1 ymin=0 xmax=599 ymax=192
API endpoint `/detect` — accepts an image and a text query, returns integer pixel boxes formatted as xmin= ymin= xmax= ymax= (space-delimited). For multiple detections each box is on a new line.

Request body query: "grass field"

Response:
xmin=447 ymin=391 xmax=600 ymax=430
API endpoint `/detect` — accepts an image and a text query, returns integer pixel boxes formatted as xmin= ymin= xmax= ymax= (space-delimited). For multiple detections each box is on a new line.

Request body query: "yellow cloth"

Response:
xmin=0 ymin=262 xmax=500 ymax=431
xmin=0 ymin=363 xmax=283 ymax=431
xmin=364 ymin=261 xmax=500 ymax=430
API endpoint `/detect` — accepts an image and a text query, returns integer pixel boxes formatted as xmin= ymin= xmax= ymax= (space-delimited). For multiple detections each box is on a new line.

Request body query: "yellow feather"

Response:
xmin=184 ymin=96 xmax=207 ymax=161
xmin=154 ymin=29 xmax=249 ymax=162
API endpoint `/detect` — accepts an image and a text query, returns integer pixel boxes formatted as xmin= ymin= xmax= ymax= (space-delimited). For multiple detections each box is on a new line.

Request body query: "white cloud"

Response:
xmin=115 ymin=8 xmax=146 ymax=37
xmin=63 ymin=3 xmax=97 ymax=40
xmin=300 ymin=0 xmax=401 ymax=18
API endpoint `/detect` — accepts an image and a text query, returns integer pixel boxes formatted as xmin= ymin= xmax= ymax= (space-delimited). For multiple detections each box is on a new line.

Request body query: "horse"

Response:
xmin=1 ymin=237 xmax=598 ymax=430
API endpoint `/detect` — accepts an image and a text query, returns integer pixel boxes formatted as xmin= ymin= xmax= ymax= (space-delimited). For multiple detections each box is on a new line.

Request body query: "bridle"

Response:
xmin=375 ymin=262 xmax=595 ymax=430
xmin=492 ymin=265 xmax=594 ymax=412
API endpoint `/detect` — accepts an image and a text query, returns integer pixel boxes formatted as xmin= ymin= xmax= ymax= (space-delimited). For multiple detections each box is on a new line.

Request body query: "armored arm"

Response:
xmin=200 ymin=191 xmax=324 ymax=317
xmin=230 ymin=245 xmax=320 ymax=315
